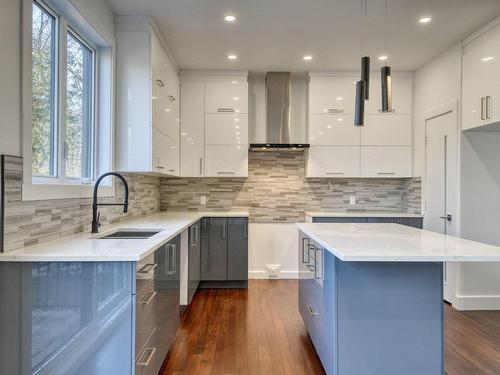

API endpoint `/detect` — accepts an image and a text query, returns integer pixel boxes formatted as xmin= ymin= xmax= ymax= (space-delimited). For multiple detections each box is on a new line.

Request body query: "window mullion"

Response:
xmin=58 ymin=17 xmax=68 ymax=182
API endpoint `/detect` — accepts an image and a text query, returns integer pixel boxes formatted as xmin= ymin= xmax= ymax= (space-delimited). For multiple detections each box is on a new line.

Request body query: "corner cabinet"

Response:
xmin=180 ymin=74 xmax=249 ymax=177
xmin=462 ymin=22 xmax=500 ymax=131
xmin=115 ymin=17 xmax=180 ymax=176
xmin=306 ymin=73 xmax=413 ymax=178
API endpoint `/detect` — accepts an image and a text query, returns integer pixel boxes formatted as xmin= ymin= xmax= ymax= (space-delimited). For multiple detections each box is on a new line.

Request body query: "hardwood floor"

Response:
xmin=161 ymin=280 xmax=500 ymax=375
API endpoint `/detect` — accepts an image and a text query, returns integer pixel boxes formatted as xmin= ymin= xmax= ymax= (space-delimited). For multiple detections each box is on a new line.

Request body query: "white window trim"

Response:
xmin=22 ymin=0 xmax=116 ymax=200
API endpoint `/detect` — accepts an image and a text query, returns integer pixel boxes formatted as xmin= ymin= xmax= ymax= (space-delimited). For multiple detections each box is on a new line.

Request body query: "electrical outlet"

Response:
xmin=349 ymin=196 xmax=356 ymax=205
xmin=266 ymin=264 xmax=280 ymax=279
xmin=200 ymin=196 xmax=207 ymax=205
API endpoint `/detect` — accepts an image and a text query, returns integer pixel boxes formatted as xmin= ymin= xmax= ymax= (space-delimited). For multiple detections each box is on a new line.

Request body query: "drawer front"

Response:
xmin=360 ymin=146 xmax=412 ymax=177
xmin=135 ymin=279 xmax=159 ymax=355
xmin=306 ymin=146 xmax=360 ymax=178
xmin=136 ymin=252 xmax=157 ymax=295
xmin=135 ymin=327 xmax=162 ymax=375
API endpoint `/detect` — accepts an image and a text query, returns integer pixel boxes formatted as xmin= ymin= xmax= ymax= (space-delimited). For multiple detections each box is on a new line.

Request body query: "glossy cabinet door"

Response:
xmin=361 ymin=115 xmax=412 ymax=146
xmin=306 ymin=146 xmax=360 ymax=178
xmin=188 ymin=221 xmax=201 ymax=303
xmin=180 ymin=81 xmax=205 ymax=177
xmin=227 ymin=218 xmax=248 ymax=281
xmin=309 ymin=114 xmax=359 ymax=145
xmin=154 ymin=128 xmax=179 ymax=176
xmin=205 ymin=81 xmax=248 ymax=114
xmin=309 ymin=75 xmax=357 ymax=115
xmin=360 ymin=146 xmax=412 ymax=177
xmin=365 ymin=76 xmax=413 ymax=115
xmin=205 ymin=113 xmax=248 ymax=145
xmin=318 ymin=248 xmax=336 ymax=375
xmin=298 ymin=232 xmax=316 ymax=347
xmin=204 ymin=145 xmax=248 ymax=177
xmin=201 ymin=218 xmax=228 ymax=280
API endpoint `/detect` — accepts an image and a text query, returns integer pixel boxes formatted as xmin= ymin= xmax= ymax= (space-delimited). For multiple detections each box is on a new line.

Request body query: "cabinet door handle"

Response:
xmin=169 ymin=95 xmax=176 ymax=102
xmin=481 ymin=97 xmax=486 ymax=120
xmin=314 ymin=248 xmax=322 ymax=280
xmin=156 ymin=79 xmax=164 ymax=87
xmin=377 ymin=172 xmax=396 ymax=175
xmin=222 ymin=221 xmax=226 ymax=240
xmin=138 ymin=263 xmax=157 ymax=274
xmin=138 ymin=291 xmax=157 ymax=305
xmin=323 ymin=108 xmax=344 ymax=113
xmin=137 ymin=347 xmax=157 ymax=366
xmin=378 ymin=109 xmax=396 ymax=113
xmin=302 ymin=237 xmax=310 ymax=263
xmin=190 ymin=225 xmax=198 ymax=246
xmin=306 ymin=304 xmax=319 ymax=316
xmin=157 ymin=166 xmax=165 ymax=169
xmin=199 ymin=157 xmax=203 ymax=175
xmin=166 ymin=244 xmax=177 ymax=274
xmin=486 ymin=96 xmax=491 ymax=120
xmin=218 ymin=108 xmax=235 ymax=113
xmin=326 ymin=172 xmax=344 ymax=175
xmin=244 ymin=222 xmax=248 ymax=239
xmin=217 ymin=171 xmax=235 ymax=175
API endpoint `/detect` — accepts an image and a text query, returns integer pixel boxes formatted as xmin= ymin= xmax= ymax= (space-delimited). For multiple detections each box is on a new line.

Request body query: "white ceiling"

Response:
xmin=105 ymin=0 xmax=500 ymax=72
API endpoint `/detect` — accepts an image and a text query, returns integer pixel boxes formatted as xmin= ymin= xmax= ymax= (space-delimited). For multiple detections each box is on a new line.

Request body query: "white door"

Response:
xmin=425 ymin=103 xmax=458 ymax=305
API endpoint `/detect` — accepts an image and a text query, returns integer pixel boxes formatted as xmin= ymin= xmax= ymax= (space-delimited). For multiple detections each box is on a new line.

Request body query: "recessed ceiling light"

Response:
xmin=303 ymin=55 xmax=313 ymax=61
xmin=336 ymin=97 xmax=343 ymax=101
xmin=482 ymin=56 xmax=495 ymax=62
xmin=228 ymin=54 xmax=237 ymax=60
xmin=231 ymin=81 xmax=239 ymax=84
xmin=378 ymin=55 xmax=388 ymax=61
xmin=419 ymin=16 xmax=432 ymax=24
xmin=224 ymin=15 xmax=236 ymax=22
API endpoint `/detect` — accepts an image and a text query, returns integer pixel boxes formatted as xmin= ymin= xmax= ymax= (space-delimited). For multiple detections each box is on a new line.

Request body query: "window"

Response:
xmin=31 ymin=0 xmax=96 ymax=183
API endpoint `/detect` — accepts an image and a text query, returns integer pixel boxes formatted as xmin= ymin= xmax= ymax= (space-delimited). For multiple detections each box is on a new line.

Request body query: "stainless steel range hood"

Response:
xmin=250 ymin=72 xmax=309 ymax=151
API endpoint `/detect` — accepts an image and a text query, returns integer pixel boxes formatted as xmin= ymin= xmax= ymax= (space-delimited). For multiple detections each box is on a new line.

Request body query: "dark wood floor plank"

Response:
xmin=162 ymin=280 xmax=500 ymax=375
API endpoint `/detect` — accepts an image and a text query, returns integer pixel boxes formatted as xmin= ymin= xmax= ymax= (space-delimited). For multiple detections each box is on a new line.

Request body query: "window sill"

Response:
xmin=22 ymin=182 xmax=115 ymax=201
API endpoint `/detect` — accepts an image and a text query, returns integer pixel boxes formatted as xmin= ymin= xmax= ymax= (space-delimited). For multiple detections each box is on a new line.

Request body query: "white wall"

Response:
xmin=0 ymin=0 xmax=22 ymax=156
xmin=0 ymin=0 xmax=115 ymax=157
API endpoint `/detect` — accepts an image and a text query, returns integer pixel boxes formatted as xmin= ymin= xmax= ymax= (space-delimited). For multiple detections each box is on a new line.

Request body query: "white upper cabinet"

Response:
xmin=180 ymin=81 xmax=205 ymax=177
xmin=205 ymin=81 xmax=248 ymax=114
xmin=361 ymin=115 xmax=412 ymax=146
xmin=360 ymin=146 xmax=412 ymax=178
xmin=115 ymin=17 xmax=179 ymax=176
xmin=180 ymin=74 xmax=249 ymax=177
xmin=462 ymin=23 xmax=500 ymax=130
xmin=309 ymin=114 xmax=359 ymax=145
xmin=365 ymin=76 xmax=413 ymax=114
xmin=309 ymin=75 xmax=357 ymax=114
xmin=306 ymin=146 xmax=360 ymax=178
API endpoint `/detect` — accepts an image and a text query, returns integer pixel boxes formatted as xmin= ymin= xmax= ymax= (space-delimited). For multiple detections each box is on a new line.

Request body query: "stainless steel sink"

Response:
xmin=98 ymin=230 xmax=161 ymax=239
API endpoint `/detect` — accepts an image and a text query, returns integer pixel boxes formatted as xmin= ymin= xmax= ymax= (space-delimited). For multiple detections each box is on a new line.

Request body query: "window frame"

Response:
xmin=30 ymin=0 xmax=98 ymax=186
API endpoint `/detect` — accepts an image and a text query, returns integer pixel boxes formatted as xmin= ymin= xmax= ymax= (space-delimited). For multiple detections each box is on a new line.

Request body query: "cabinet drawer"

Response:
xmin=205 ymin=145 xmax=248 ymax=177
xmin=309 ymin=114 xmax=359 ymax=145
xmin=135 ymin=279 xmax=159 ymax=356
xmin=360 ymin=146 xmax=412 ymax=177
xmin=361 ymin=114 xmax=412 ymax=146
xmin=309 ymin=76 xmax=356 ymax=115
xmin=135 ymin=326 xmax=162 ymax=375
xmin=306 ymin=146 xmax=360 ymax=178
xmin=136 ymin=252 xmax=157 ymax=294
xmin=205 ymin=114 xmax=248 ymax=145
xmin=205 ymin=81 xmax=248 ymax=114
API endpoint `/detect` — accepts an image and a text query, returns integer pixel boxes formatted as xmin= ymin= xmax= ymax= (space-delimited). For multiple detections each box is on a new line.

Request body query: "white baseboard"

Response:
xmin=453 ymin=294 xmax=500 ymax=310
xmin=248 ymin=270 xmax=300 ymax=279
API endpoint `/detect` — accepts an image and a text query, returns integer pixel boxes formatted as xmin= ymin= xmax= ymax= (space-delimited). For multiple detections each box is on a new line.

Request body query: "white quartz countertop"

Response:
xmin=296 ymin=222 xmax=500 ymax=262
xmin=0 ymin=211 xmax=248 ymax=262
xmin=305 ymin=211 xmax=423 ymax=218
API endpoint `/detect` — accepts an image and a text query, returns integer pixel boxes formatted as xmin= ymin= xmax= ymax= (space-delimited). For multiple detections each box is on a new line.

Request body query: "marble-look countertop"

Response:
xmin=0 ymin=212 xmax=248 ymax=262
xmin=296 ymin=222 xmax=500 ymax=262
xmin=305 ymin=211 xmax=423 ymax=218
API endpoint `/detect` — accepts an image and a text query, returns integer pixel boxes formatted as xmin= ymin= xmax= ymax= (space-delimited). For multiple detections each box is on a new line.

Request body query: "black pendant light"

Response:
xmin=380 ymin=0 xmax=393 ymax=112
xmin=355 ymin=0 xmax=369 ymax=126
xmin=355 ymin=80 xmax=366 ymax=126
xmin=361 ymin=56 xmax=370 ymax=100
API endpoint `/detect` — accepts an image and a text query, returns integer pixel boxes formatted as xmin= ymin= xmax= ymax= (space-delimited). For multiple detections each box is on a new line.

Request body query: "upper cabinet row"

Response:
xmin=307 ymin=74 xmax=414 ymax=178
xmin=462 ymin=22 xmax=500 ymax=131
xmin=115 ymin=18 xmax=180 ymax=176
xmin=180 ymin=75 xmax=249 ymax=177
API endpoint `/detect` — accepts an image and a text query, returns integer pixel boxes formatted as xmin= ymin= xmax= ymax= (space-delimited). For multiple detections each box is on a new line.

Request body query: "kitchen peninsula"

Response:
xmin=297 ymin=222 xmax=500 ymax=375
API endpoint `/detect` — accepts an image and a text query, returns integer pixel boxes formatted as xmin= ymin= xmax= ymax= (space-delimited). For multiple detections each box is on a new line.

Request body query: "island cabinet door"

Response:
xmin=188 ymin=220 xmax=202 ymax=303
xmin=298 ymin=232 xmax=311 ymax=329
xmin=227 ymin=218 xmax=249 ymax=281
xmin=201 ymin=218 xmax=228 ymax=280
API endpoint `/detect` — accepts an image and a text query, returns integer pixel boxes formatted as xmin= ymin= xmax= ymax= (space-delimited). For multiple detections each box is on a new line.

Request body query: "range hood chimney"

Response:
xmin=250 ymin=72 xmax=309 ymax=151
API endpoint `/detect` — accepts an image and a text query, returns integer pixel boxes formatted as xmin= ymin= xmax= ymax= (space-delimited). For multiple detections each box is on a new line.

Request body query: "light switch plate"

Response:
xmin=349 ymin=196 xmax=356 ymax=205
xmin=200 ymin=196 xmax=207 ymax=205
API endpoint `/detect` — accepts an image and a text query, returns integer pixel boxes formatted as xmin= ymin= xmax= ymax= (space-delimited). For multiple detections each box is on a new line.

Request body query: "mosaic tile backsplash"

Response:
xmin=3 ymin=156 xmax=160 ymax=252
xmin=161 ymin=151 xmax=421 ymax=223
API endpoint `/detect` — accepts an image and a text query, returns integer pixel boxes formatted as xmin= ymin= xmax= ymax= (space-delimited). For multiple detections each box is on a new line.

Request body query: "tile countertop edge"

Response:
xmin=0 ymin=211 xmax=249 ymax=262
xmin=296 ymin=222 xmax=500 ymax=262
xmin=304 ymin=211 xmax=424 ymax=218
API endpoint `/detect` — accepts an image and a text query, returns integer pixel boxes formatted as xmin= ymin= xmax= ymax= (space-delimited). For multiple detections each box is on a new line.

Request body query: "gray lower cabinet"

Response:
xmin=188 ymin=220 xmax=201 ymax=304
xmin=313 ymin=216 xmax=423 ymax=229
xmin=200 ymin=217 xmax=248 ymax=286
xmin=135 ymin=236 xmax=180 ymax=375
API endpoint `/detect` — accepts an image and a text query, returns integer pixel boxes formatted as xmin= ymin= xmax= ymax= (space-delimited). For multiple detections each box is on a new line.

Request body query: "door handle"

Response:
xmin=302 ymin=237 xmax=310 ymax=263
xmin=440 ymin=214 xmax=452 ymax=222
xmin=486 ymin=96 xmax=491 ymax=120
xmin=481 ymin=97 xmax=486 ymax=120
xmin=222 ymin=221 xmax=226 ymax=240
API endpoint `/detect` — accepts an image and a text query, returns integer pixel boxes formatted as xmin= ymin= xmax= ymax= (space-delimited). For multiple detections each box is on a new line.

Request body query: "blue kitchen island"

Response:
xmin=297 ymin=222 xmax=500 ymax=375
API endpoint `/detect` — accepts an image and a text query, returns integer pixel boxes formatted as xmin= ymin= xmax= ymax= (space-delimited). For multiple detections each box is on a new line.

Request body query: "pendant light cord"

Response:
xmin=384 ymin=0 xmax=388 ymax=58
xmin=360 ymin=0 xmax=368 ymax=57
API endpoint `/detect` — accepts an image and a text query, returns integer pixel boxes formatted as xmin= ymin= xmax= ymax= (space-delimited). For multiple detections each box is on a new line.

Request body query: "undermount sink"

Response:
xmin=98 ymin=229 xmax=162 ymax=239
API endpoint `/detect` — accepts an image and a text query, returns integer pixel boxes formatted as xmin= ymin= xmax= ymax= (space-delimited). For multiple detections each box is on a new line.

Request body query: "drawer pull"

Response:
xmin=306 ymin=304 xmax=319 ymax=316
xmin=306 ymin=264 xmax=315 ymax=272
xmin=139 ymin=291 xmax=157 ymax=305
xmin=156 ymin=79 xmax=164 ymax=87
xmin=138 ymin=263 xmax=157 ymax=273
xmin=326 ymin=172 xmax=344 ymax=175
xmin=302 ymin=237 xmax=310 ymax=263
xmin=169 ymin=95 xmax=176 ymax=102
xmin=323 ymin=108 xmax=344 ymax=113
xmin=377 ymin=172 xmax=396 ymax=176
xmin=378 ymin=109 xmax=396 ymax=113
xmin=137 ymin=347 xmax=157 ymax=366
xmin=217 ymin=171 xmax=235 ymax=175
xmin=218 ymin=108 xmax=235 ymax=113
